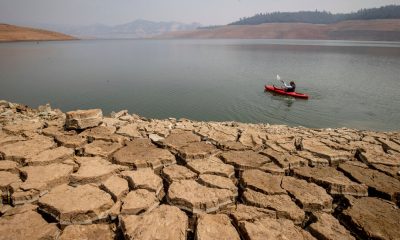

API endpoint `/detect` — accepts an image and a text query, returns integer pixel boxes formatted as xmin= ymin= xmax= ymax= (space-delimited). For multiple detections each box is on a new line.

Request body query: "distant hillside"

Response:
xmin=41 ymin=19 xmax=201 ymax=39
xmin=0 ymin=24 xmax=76 ymax=42
xmin=157 ymin=19 xmax=400 ymax=41
xmin=230 ymin=5 xmax=400 ymax=25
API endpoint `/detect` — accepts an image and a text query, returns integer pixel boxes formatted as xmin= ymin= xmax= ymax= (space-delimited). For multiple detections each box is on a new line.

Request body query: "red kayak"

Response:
xmin=264 ymin=85 xmax=309 ymax=99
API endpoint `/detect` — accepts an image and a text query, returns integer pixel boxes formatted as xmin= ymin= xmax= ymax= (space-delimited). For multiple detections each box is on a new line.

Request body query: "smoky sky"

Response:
xmin=0 ymin=0 xmax=398 ymax=26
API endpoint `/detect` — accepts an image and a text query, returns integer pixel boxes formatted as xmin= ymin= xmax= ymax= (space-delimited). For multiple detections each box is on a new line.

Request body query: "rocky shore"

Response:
xmin=0 ymin=100 xmax=399 ymax=240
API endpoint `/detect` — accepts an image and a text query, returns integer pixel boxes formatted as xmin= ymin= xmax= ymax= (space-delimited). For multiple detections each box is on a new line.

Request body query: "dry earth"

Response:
xmin=158 ymin=19 xmax=400 ymax=41
xmin=0 ymin=24 xmax=76 ymax=42
xmin=0 ymin=100 xmax=399 ymax=240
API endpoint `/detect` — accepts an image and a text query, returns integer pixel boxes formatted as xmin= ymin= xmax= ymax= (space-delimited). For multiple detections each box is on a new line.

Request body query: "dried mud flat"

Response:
xmin=0 ymin=100 xmax=399 ymax=240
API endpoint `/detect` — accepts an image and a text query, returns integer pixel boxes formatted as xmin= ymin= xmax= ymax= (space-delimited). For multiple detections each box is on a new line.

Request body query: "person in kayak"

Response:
xmin=281 ymin=80 xmax=296 ymax=92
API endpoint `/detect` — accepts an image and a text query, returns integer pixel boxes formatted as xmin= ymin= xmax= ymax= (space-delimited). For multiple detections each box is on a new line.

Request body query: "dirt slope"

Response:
xmin=157 ymin=19 xmax=400 ymax=41
xmin=0 ymin=23 xmax=76 ymax=42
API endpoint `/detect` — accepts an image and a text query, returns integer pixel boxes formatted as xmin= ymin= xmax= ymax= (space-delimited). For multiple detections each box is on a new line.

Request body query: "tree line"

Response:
xmin=229 ymin=5 xmax=400 ymax=25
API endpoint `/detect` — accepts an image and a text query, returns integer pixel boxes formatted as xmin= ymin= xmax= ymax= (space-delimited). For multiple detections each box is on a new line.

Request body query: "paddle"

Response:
xmin=276 ymin=74 xmax=284 ymax=89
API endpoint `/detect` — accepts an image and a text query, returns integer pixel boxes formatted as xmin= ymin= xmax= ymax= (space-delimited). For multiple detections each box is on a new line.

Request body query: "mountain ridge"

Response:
xmin=40 ymin=19 xmax=201 ymax=39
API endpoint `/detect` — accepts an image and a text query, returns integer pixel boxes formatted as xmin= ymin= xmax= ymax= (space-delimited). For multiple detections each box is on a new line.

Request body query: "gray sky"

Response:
xmin=0 ymin=0 xmax=399 ymax=26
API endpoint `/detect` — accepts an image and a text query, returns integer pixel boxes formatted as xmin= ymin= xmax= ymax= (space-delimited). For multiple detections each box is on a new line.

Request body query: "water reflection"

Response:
xmin=266 ymin=92 xmax=296 ymax=107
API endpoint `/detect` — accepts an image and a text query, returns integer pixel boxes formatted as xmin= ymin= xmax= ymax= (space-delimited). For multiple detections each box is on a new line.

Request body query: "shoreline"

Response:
xmin=0 ymin=99 xmax=399 ymax=239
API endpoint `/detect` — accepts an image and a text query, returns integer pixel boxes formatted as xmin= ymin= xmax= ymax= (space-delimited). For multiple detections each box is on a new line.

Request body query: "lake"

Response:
xmin=1 ymin=39 xmax=399 ymax=131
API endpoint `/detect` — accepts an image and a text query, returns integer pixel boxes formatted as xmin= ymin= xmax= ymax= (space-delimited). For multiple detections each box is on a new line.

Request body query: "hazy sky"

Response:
xmin=0 ymin=0 xmax=398 ymax=26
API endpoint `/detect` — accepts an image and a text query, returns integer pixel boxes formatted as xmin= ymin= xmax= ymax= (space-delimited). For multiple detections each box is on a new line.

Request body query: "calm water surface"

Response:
xmin=1 ymin=39 xmax=400 ymax=131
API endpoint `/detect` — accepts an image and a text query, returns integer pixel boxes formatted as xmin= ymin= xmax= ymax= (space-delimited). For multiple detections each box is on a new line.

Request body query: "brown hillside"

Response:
xmin=0 ymin=23 xmax=76 ymax=42
xmin=157 ymin=19 xmax=400 ymax=41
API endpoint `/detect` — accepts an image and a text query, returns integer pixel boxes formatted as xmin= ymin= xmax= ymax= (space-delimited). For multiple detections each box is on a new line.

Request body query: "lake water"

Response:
xmin=1 ymin=39 xmax=400 ymax=131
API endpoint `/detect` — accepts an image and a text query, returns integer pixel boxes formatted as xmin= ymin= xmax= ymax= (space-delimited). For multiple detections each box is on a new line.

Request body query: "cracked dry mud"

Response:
xmin=0 ymin=100 xmax=399 ymax=240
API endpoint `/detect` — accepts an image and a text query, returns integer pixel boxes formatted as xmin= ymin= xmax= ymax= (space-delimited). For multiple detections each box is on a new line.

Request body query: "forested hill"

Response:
xmin=230 ymin=5 xmax=400 ymax=25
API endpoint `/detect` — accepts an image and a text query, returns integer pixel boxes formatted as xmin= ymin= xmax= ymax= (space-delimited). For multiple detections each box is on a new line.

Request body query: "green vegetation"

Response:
xmin=230 ymin=5 xmax=400 ymax=25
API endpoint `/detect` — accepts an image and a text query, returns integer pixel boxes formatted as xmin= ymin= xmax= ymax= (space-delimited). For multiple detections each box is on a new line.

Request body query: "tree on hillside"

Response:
xmin=229 ymin=5 xmax=400 ymax=25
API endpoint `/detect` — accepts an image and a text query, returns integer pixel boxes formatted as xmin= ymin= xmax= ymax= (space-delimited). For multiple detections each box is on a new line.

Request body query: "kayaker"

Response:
xmin=281 ymin=80 xmax=296 ymax=92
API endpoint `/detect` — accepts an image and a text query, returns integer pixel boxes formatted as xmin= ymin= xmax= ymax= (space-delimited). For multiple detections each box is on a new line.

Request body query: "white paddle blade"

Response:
xmin=276 ymin=75 xmax=281 ymax=81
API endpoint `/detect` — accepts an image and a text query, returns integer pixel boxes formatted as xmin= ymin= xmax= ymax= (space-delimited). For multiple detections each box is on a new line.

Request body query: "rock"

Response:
xmin=357 ymin=150 xmax=400 ymax=167
xmin=0 ymin=131 xmax=25 ymax=147
xmin=141 ymin=120 xmax=173 ymax=137
xmin=55 ymin=134 xmax=87 ymax=148
xmin=121 ymin=169 xmax=164 ymax=199
xmin=2 ymin=120 xmax=43 ymax=134
xmin=296 ymin=151 xmax=330 ymax=167
xmin=0 ymin=136 xmax=55 ymax=163
xmin=0 ymin=210 xmax=60 ymax=240
xmin=0 ymin=171 xmax=21 ymax=195
xmin=168 ymin=179 xmax=236 ymax=213
xmin=71 ymin=157 xmax=127 ymax=185
xmin=119 ymin=114 xmax=140 ymax=122
xmin=338 ymin=163 xmax=400 ymax=204
xmin=113 ymin=139 xmax=176 ymax=170
xmin=111 ymin=109 xmax=128 ymax=118
xmin=187 ymin=156 xmax=235 ymax=178
xmin=38 ymin=184 xmax=114 ymax=225
xmin=120 ymin=205 xmax=188 ymax=240
xmin=65 ymin=109 xmax=103 ymax=130
xmin=100 ymin=175 xmax=129 ymax=201
xmin=149 ymin=133 xmax=164 ymax=142
xmin=217 ymin=141 xmax=251 ymax=151
xmin=0 ymin=160 xmax=18 ymax=173
xmin=79 ymin=125 xmax=122 ymax=143
xmin=60 ymin=224 xmax=114 ymax=240
xmin=372 ymin=164 xmax=400 ymax=180
xmin=226 ymin=204 xmax=276 ymax=223
xmin=198 ymin=174 xmax=237 ymax=193
xmin=238 ymin=127 xmax=266 ymax=149
xmin=308 ymin=212 xmax=355 ymax=240
xmin=264 ymin=140 xmax=288 ymax=153
xmin=257 ymin=162 xmax=286 ymax=175
xmin=293 ymin=167 xmax=368 ymax=196
xmin=116 ymin=123 xmax=143 ymax=138
xmin=42 ymin=126 xmax=65 ymax=138
xmin=11 ymin=189 xmax=41 ymax=206
xmin=177 ymin=141 xmax=219 ymax=162
xmin=196 ymin=214 xmax=240 ymax=240
xmin=0 ymin=100 xmax=9 ymax=108
xmin=342 ymin=197 xmax=400 ymax=240
xmin=220 ymin=150 xmax=271 ymax=172
xmin=277 ymin=154 xmax=308 ymax=169
xmin=108 ymin=200 xmax=122 ymax=221
xmin=161 ymin=164 xmax=197 ymax=183
xmin=84 ymin=140 xmax=122 ymax=158
xmin=377 ymin=138 xmax=400 ymax=153
xmin=241 ymin=169 xmax=286 ymax=195
xmin=101 ymin=117 xmax=126 ymax=128
xmin=238 ymin=217 xmax=316 ymax=240
xmin=302 ymin=139 xmax=352 ymax=165
xmin=38 ymin=103 xmax=52 ymax=112
xmin=17 ymin=163 xmax=73 ymax=199
xmin=281 ymin=176 xmax=333 ymax=212
xmin=195 ymin=123 xmax=238 ymax=144
xmin=242 ymin=188 xmax=305 ymax=224
xmin=121 ymin=189 xmax=159 ymax=215
xmin=159 ymin=129 xmax=201 ymax=152
xmin=1 ymin=203 xmax=37 ymax=217
xmin=25 ymin=146 xmax=74 ymax=166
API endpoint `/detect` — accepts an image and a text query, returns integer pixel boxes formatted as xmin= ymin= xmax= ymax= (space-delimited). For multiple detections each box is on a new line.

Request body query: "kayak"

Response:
xmin=264 ymin=85 xmax=309 ymax=99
